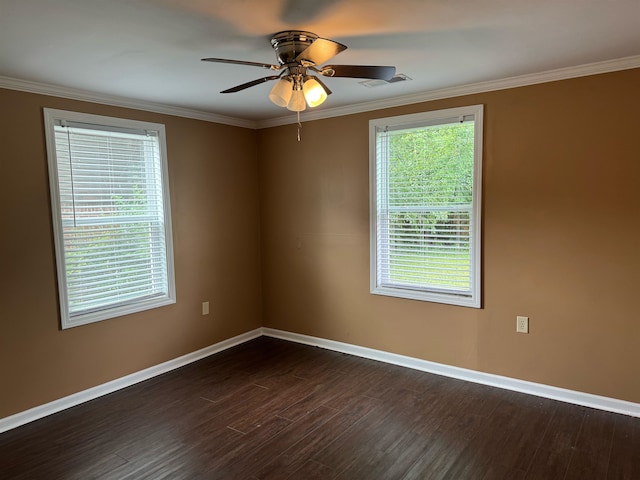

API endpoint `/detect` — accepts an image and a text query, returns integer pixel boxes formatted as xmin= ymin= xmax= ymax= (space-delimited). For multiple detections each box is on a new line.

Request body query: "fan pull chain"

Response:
xmin=297 ymin=111 xmax=302 ymax=141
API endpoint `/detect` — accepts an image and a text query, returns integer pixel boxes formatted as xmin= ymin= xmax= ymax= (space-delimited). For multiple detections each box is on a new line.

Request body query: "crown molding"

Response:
xmin=3 ymin=55 xmax=639 ymax=130
xmin=256 ymin=54 xmax=640 ymax=129
xmin=0 ymin=75 xmax=257 ymax=129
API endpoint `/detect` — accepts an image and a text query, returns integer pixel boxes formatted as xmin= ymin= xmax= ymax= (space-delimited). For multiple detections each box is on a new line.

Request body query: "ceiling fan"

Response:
xmin=202 ymin=30 xmax=396 ymax=112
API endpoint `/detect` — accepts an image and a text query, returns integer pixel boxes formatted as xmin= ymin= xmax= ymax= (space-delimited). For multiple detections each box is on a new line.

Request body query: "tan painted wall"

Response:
xmin=0 ymin=89 xmax=263 ymax=418
xmin=1 ymin=68 xmax=639 ymax=420
xmin=258 ymin=69 xmax=640 ymax=403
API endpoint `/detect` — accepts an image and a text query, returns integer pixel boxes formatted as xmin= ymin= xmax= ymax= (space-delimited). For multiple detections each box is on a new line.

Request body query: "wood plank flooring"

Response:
xmin=1 ymin=336 xmax=638 ymax=479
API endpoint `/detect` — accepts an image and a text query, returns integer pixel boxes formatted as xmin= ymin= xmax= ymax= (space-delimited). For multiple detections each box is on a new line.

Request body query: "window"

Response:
xmin=44 ymin=109 xmax=175 ymax=328
xmin=370 ymin=105 xmax=483 ymax=307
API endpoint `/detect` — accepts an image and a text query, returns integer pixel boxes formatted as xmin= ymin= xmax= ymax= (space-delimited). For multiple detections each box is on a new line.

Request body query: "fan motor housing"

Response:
xmin=270 ymin=31 xmax=318 ymax=65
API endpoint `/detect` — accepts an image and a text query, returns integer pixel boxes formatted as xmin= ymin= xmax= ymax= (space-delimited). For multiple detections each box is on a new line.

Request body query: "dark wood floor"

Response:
xmin=1 ymin=337 xmax=638 ymax=479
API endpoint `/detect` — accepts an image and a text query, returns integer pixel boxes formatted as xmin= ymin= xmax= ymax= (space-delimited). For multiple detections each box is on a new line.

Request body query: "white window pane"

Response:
xmin=44 ymin=109 xmax=176 ymax=328
xmin=370 ymin=105 xmax=483 ymax=307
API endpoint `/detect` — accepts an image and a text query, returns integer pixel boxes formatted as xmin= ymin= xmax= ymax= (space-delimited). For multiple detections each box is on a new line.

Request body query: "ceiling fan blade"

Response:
xmin=202 ymin=58 xmax=280 ymax=71
xmin=295 ymin=38 xmax=347 ymax=66
xmin=322 ymin=65 xmax=396 ymax=81
xmin=221 ymin=76 xmax=281 ymax=93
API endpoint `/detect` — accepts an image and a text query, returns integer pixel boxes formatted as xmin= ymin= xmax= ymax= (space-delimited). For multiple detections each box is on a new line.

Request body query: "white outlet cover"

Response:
xmin=516 ymin=316 xmax=529 ymax=333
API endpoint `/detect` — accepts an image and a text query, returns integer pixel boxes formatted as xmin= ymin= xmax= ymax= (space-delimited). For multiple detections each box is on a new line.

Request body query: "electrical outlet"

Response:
xmin=516 ymin=316 xmax=529 ymax=334
xmin=202 ymin=301 xmax=209 ymax=315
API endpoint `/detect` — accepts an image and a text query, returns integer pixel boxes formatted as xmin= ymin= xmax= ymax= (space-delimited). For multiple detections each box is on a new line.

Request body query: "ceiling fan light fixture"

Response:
xmin=268 ymin=78 xmax=293 ymax=107
xmin=302 ymin=77 xmax=328 ymax=107
xmin=204 ymin=30 xmax=396 ymax=122
xmin=287 ymin=89 xmax=307 ymax=112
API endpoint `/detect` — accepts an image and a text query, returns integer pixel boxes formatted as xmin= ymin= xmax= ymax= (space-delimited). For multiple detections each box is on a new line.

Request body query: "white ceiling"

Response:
xmin=1 ymin=0 xmax=639 ymax=124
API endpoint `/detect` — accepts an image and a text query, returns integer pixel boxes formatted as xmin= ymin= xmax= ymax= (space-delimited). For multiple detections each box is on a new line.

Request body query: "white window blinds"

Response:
xmin=44 ymin=109 xmax=175 ymax=328
xmin=370 ymin=105 xmax=482 ymax=307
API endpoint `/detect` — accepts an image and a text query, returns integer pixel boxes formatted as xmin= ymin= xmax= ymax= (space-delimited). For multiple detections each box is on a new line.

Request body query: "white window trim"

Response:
xmin=369 ymin=105 xmax=483 ymax=308
xmin=43 ymin=108 xmax=176 ymax=329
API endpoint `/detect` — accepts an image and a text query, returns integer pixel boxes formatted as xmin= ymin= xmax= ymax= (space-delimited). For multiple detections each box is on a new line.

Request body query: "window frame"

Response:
xmin=369 ymin=104 xmax=483 ymax=308
xmin=43 ymin=108 xmax=176 ymax=329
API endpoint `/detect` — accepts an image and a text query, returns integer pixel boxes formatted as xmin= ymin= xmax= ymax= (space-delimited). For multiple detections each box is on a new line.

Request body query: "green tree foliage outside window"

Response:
xmin=386 ymin=122 xmax=474 ymax=289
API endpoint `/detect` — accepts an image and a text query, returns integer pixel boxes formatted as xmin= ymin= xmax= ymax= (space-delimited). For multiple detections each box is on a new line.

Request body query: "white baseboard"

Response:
xmin=0 ymin=328 xmax=262 ymax=434
xmin=2 ymin=326 xmax=638 ymax=434
xmin=262 ymin=328 xmax=640 ymax=418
